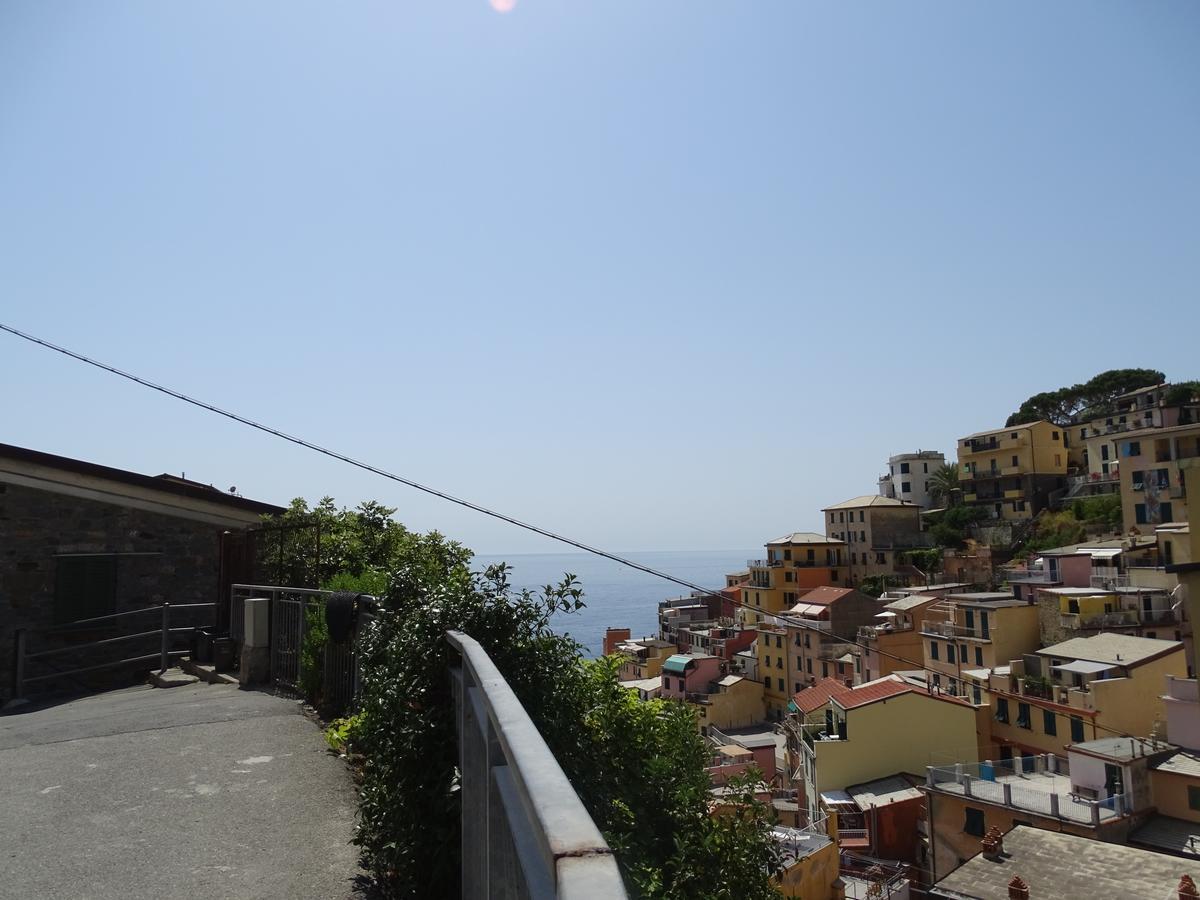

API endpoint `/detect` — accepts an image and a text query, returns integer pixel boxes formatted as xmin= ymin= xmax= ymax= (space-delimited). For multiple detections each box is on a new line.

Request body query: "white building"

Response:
xmin=878 ymin=450 xmax=946 ymax=509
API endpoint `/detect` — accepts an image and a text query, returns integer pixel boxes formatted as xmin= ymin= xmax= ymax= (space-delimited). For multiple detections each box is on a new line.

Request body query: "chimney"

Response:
xmin=1008 ymin=875 xmax=1030 ymax=900
xmin=982 ymin=826 xmax=1005 ymax=859
xmin=1180 ymin=875 xmax=1199 ymax=899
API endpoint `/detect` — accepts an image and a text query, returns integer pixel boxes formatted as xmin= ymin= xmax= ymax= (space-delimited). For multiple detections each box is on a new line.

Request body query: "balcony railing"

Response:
xmin=1004 ymin=566 xmax=1058 ymax=584
xmin=1090 ymin=573 xmax=1130 ymax=589
xmin=1062 ymin=607 xmax=1179 ymax=630
xmin=448 ymin=630 xmax=627 ymax=898
xmin=921 ymin=620 xmax=988 ymax=640
xmin=1167 ymin=677 xmax=1199 ymax=703
xmin=747 ymin=558 xmax=782 ymax=569
xmin=926 ymin=757 xmax=1128 ymax=826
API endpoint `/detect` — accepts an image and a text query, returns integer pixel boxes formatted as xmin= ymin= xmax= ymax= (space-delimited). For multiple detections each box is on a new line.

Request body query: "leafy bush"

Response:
xmin=927 ymin=505 xmax=988 ymax=549
xmin=324 ymin=712 xmax=366 ymax=753
xmin=299 ymin=604 xmax=328 ymax=703
xmin=353 ymin=547 xmax=782 ymax=899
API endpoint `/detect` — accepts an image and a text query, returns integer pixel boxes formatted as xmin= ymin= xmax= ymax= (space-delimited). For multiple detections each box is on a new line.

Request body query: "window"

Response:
xmin=1055 ymin=454 xmax=1062 ymax=467
xmin=1017 ymin=703 xmax=1031 ymax=729
xmin=964 ymin=807 xmax=986 ymax=837
xmin=851 ymin=552 xmax=858 ymax=564
xmin=1043 ymin=710 xmax=1057 ymax=736
xmin=1070 ymin=716 xmax=1084 ymax=742
xmin=1122 ymin=441 xmax=1142 ymax=457
xmin=777 ymin=678 xmax=784 ymax=692
xmin=784 ymin=548 xmax=792 ymax=561
xmin=972 ymin=684 xmax=982 ymax=705
xmin=961 ymin=644 xmax=968 ymax=662
xmin=901 ymin=481 xmax=911 ymax=493
xmin=924 ymin=462 xmax=929 ymax=473
xmin=755 ymin=593 xmax=761 ymax=607
xmin=975 ymin=647 xmax=983 ymax=666
xmin=1188 ymin=787 xmax=1200 ymax=811
xmin=1101 ymin=445 xmax=1110 ymax=461
xmin=930 ymin=642 xmax=939 ymax=661
xmin=829 ymin=513 xmax=835 ymax=523
xmin=860 ymin=530 xmax=866 ymax=542
xmin=763 ymin=675 xmax=771 ymax=687
xmin=839 ymin=512 xmax=845 ymax=523
xmin=822 ymin=662 xmax=828 ymax=677
xmin=804 ymin=633 xmax=811 ymax=649
xmin=900 ymin=462 xmax=910 ymax=474
xmin=54 ymin=555 xmax=118 ymax=625
xmin=765 ymin=655 xmax=771 ymax=667
xmin=876 ymin=553 xmax=885 ymax=564
xmin=786 ymin=570 xmax=794 ymax=582
xmin=995 ymin=698 xmax=1009 ymax=724
xmin=1012 ymin=455 xmax=1019 ymax=467
xmin=1161 ymin=502 xmax=1175 ymax=522
xmin=795 ymin=682 xmax=802 ymax=693
xmin=776 ymin=635 xmax=783 ymax=649
xmin=806 ymin=659 xmax=812 ymax=674
xmin=1052 ymin=430 xmax=1060 ymax=441
xmin=947 ymin=643 xmax=956 ymax=663
xmin=859 ymin=510 xmax=865 ymax=522
xmin=776 ymin=657 xmax=783 ymax=669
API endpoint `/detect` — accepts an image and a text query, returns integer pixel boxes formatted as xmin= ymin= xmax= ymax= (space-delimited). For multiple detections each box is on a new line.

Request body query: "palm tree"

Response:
xmin=928 ymin=462 xmax=961 ymax=508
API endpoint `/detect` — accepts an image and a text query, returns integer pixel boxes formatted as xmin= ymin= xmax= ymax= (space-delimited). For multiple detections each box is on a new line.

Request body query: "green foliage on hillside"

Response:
xmin=1166 ymin=381 xmax=1200 ymax=408
xmin=1019 ymin=495 xmax=1122 ymax=553
xmin=1005 ymin=369 xmax=1165 ymax=427
xmin=926 ymin=505 xmax=988 ymax=549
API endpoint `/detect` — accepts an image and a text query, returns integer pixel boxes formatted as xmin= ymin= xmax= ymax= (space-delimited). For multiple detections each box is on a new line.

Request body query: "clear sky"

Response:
xmin=1 ymin=2 xmax=1197 ymax=555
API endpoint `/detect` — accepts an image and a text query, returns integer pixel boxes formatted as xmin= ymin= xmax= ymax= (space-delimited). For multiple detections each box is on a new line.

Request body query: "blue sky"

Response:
xmin=1 ymin=2 xmax=1197 ymax=555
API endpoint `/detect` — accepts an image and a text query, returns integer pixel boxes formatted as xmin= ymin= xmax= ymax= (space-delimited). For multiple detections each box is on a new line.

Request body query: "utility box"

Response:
xmin=244 ymin=598 xmax=270 ymax=648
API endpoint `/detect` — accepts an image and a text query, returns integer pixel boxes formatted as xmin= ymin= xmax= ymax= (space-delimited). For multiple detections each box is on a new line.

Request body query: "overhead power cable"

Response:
xmin=0 ymin=322 xmax=1154 ymax=742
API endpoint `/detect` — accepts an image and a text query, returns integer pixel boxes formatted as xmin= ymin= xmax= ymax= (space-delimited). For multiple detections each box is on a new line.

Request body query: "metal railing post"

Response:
xmin=160 ymin=602 xmax=170 ymax=673
xmin=13 ymin=629 xmax=26 ymax=700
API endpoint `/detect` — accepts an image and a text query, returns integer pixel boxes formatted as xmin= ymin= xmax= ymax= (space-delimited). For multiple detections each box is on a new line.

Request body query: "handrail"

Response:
xmin=447 ymin=630 xmax=627 ymax=898
xmin=48 ymin=601 xmax=215 ymax=630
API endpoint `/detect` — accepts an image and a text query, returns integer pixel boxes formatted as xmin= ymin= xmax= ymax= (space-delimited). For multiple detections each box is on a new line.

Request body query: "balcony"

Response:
xmin=1090 ymin=573 xmax=1130 ymax=589
xmin=747 ymin=559 xmax=781 ymax=569
xmin=1004 ymin=566 xmax=1059 ymax=584
xmin=1166 ymin=676 xmax=1199 ymax=703
xmin=1062 ymin=607 xmax=1179 ymax=630
xmin=857 ymin=622 xmax=912 ymax=642
xmin=921 ymin=619 xmax=989 ymax=640
xmin=448 ymin=631 xmax=627 ymax=898
xmin=925 ymin=757 xmax=1129 ymax=826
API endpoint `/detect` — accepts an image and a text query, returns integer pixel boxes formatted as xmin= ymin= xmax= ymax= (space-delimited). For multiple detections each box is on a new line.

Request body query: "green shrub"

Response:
xmin=324 ymin=712 xmax=366 ymax=753
xmin=353 ymin=549 xmax=782 ymax=899
xmin=299 ymin=604 xmax=328 ymax=703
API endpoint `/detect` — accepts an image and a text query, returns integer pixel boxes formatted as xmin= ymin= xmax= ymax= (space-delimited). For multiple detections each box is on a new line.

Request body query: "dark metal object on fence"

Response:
xmin=325 ymin=592 xmax=357 ymax=644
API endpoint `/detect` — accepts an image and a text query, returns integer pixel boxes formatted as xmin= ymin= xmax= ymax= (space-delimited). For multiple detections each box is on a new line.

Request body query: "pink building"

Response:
xmin=660 ymin=653 xmax=723 ymax=698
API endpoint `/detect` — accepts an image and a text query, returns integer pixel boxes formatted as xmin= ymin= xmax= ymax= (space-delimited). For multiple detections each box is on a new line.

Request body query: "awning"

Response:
xmin=875 ymin=611 xmax=898 ymax=618
xmin=1080 ymin=548 xmax=1122 ymax=560
xmin=663 ymin=655 xmax=693 ymax=674
xmin=820 ymin=790 xmax=858 ymax=808
xmin=1052 ymin=660 xmax=1117 ymax=675
xmin=790 ymin=603 xmax=828 ymax=618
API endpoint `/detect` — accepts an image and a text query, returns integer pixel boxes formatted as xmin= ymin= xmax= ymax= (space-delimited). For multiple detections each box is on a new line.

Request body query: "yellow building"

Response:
xmin=957 ymin=420 xmax=1068 ymax=521
xmin=772 ymin=817 xmax=844 ymax=900
xmin=614 ymin=638 xmax=676 ymax=681
xmin=1169 ymin=458 xmax=1200 ymax=642
xmin=687 ymin=674 xmax=766 ymax=731
xmin=742 ymin=533 xmax=847 ymax=625
xmin=822 ymin=495 xmax=927 ymax=588
xmin=1118 ymin=421 xmax=1200 ymax=534
xmin=756 ymin=623 xmax=793 ymax=720
xmin=985 ymin=632 xmax=1187 ymax=757
xmin=857 ymin=593 xmax=938 ymax=683
xmin=788 ymin=676 xmax=979 ymax=826
xmin=919 ymin=593 xmax=1042 ymax=700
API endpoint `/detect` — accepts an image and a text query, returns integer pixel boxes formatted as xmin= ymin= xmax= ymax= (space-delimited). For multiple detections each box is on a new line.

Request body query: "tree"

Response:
xmin=927 ymin=463 xmax=960 ymax=508
xmin=353 ymin=555 xmax=783 ymax=898
xmin=927 ymin=505 xmax=988 ymax=549
xmin=1005 ymin=369 xmax=1165 ymax=427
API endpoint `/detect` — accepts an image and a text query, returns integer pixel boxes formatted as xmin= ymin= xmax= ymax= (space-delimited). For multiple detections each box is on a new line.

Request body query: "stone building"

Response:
xmin=1 ymin=442 xmax=282 ymax=700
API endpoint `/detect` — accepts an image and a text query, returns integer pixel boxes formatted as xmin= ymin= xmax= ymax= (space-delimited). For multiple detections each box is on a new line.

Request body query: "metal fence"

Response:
xmin=448 ymin=630 xmax=626 ymax=899
xmin=11 ymin=602 xmax=214 ymax=700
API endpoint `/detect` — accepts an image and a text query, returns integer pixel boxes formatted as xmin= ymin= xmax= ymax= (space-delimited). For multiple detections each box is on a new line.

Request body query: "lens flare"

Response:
xmin=489 ymin=0 xmax=517 ymax=12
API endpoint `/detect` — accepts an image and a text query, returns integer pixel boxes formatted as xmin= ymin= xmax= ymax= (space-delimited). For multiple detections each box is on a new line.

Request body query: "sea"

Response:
xmin=470 ymin=549 xmax=756 ymax=657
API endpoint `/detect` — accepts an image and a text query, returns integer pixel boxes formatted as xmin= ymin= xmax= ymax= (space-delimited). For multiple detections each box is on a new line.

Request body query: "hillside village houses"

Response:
xmin=602 ymin=380 xmax=1200 ymax=897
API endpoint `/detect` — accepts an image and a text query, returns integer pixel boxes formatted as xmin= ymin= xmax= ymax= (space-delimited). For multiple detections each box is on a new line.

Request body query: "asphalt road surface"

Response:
xmin=0 ymin=683 xmax=365 ymax=899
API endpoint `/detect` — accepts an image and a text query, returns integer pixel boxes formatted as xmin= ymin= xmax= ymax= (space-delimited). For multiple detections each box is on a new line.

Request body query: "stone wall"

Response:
xmin=0 ymin=481 xmax=229 ymax=699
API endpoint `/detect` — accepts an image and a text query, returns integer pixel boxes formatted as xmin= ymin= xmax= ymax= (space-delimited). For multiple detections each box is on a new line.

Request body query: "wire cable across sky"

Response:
xmin=0 ymin=320 xmax=1158 ymax=741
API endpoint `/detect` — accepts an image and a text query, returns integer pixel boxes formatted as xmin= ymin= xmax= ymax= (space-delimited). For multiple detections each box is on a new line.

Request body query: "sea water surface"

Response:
xmin=471 ymin=549 xmax=756 ymax=657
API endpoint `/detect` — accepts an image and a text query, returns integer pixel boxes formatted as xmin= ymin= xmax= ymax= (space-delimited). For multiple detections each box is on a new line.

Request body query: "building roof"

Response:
xmin=945 ymin=591 xmax=1018 ymax=603
xmin=793 ymin=673 xmax=965 ymax=715
xmin=767 ymin=532 xmax=845 ymax=546
xmin=662 ymin=653 xmax=715 ymax=673
xmin=792 ymin=586 xmax=855 ymax=606
xmin=959 ymin=420 xmax=1044 ymax=441
xmin=1038 ymin=587 xmax=1117 ymax=596
xmin=1130 ymin=815 xmax=1200 ymax=860
xmin=883 ymin=594 xmax=937 ymax=612
xmin=0 ymin=441 xmax=284 ymax=519
xmin=821 ymin=495 xmax=921 ymax=511
xmin=1037 ymin=633 xmax=1185 ymax=668
xmin=716 ymin=674 xmax=743 ymax=688
xmin=905 ymin=582 xmax=973 ymax=593
xmin=1153 ymin=750 xmax=1200 ymax=778
xmin=619 ymin=676 xmax=662 ymax=693
xmin=1071 ymin=737 xmax=1173 ymax=762
xmin=930 ymin=825 xmax=1197 ymax=900
xmin=846 ymin=775 xmax=923 ymax=808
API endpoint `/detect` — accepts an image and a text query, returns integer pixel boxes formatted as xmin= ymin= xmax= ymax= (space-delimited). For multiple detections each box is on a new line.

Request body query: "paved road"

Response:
xmin=0 ymin=683 xmax=366 ymax=899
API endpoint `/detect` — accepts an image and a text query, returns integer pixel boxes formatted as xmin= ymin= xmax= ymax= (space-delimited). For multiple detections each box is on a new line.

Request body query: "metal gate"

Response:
xmin=272 ymin=595 xmax=307 ymax=693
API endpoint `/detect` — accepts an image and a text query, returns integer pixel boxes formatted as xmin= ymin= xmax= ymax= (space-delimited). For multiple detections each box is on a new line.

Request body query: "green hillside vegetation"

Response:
xmin=1006 ymin=368 xmax=1165 ymax=427
xmin=1020 ymin=495 xmax=1123 ymax=554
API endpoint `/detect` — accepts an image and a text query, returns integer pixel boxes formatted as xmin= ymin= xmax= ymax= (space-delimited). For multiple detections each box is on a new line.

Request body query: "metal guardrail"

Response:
xmin=12 ymin=602 xmax=215 ymax=699
xmin=448 ymin=630 xmax=627 ymax=899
